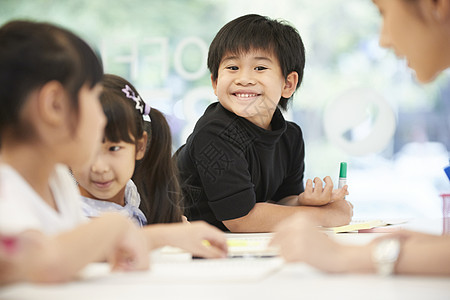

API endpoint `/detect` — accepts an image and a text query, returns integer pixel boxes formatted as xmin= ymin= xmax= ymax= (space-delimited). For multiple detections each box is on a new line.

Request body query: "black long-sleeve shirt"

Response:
xmin=176 ymin=102 xmax=305 ymax=231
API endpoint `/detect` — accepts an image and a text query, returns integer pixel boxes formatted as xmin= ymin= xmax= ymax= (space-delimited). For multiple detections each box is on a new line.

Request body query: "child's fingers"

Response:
xmin=108 ymin=252 xmax=121 ymax=271
xmin=194 ymin=222 xmax=228 ymax=251
xmin=109 ymin=248 xmax=135 ymax=271
xmin=131 ymin=248 xmax=151 ymax=271
xmin=304 ymin=179 xmax=313 ymax=194
xmin=332 ymin=185 xmax=349 ymax=200
xmin=322 ymin=176 xmax=333 ymax=195
xmin=206 ymin=227 xmax=228 ymax=253
xmin=203 ymin=234 xmax=228 ymax=254
xmin=194 ymin=239 xmax=227 ymax=258
xmin=312 ymin=177 xmax=323 ymax=195
xmin=269 ymin=233 xmax=285 ymax=248
xmin=189 ymin=222 xmax=228 ymax=257
xmin=111 ymin=250 xmax=150 ymax=271
xmin=196 ymin=244 xmax=228 ymax=259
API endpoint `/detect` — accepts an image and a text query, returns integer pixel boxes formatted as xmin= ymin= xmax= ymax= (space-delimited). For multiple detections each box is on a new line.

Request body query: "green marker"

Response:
xmin=338 ymin=162 xmax=347 ymax=189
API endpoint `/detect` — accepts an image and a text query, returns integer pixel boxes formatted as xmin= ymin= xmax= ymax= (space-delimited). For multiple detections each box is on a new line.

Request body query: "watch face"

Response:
xmin=372 ymin=238 xmax=401 ymax=276
xmin=375 ymin=239 xmax=401 ymax=262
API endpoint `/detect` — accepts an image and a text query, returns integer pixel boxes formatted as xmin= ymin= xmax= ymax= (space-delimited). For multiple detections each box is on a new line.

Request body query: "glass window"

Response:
xmin=2 ymin=0 xmax=449 ymax=220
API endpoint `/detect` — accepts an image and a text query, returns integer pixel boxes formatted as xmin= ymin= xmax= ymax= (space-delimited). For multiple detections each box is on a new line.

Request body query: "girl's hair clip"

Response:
xmin=121 ymin=85 xmax=151 ymax=117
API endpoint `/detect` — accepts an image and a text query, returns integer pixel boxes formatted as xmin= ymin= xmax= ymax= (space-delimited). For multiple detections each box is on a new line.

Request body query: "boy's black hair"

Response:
xmin=207 ymin=14 xmax=305 ymax=110
xmin=0 ymin=20 xmax=103 ymax=139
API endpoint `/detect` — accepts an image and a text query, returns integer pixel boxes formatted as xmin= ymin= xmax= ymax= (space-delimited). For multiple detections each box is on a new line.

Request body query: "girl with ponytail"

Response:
xmin=71 ymin=74 xmax=227 ymax=258
xmin=74 ymin=73 xmax=182 ymax=225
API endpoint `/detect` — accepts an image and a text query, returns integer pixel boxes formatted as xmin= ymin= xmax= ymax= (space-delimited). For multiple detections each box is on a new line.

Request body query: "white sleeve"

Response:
xmin=52 ymin=164 xmax=89 ymax=226
xmin=0 ymin=182 xmax=42 ymax=235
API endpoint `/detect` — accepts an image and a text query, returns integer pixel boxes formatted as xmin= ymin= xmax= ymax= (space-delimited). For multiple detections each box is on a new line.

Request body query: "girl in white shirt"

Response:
xmin=0 ymin=20 xmax=150 ymax=282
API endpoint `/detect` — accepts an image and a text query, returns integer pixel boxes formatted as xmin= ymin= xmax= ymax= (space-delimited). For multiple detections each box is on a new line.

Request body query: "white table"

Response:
xmin=1 ymin=218 xmax=449 ymax=300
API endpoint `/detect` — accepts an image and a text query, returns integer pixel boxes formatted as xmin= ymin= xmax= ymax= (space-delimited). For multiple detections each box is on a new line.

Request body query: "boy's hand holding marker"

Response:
xmin=297 ymin=176 xmax=349 ymax=206
xmin=295 ymin=162 xmax=353 ymax=226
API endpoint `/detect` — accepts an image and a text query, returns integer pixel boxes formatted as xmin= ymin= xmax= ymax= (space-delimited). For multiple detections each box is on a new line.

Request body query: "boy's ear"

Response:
xmin=281 ymin=71 xmax=299 ymax=99
xmin=135 ymin=131 xmax=148 ymax=160
xmin=211 ymin=74 xmax=218 ymax=96
xmin=37 ymin=81 xmax=70 ymax=127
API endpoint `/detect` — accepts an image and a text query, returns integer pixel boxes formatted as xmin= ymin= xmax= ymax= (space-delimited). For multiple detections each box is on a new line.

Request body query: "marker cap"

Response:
xmin=444 ymin=165 xmax=450 ymax=182
xmin=339 ymin=162 xmax=347 ymax=178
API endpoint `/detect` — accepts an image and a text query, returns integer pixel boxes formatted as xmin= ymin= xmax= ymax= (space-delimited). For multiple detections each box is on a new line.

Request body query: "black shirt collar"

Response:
xmin=216 ymin=102 xmax=287 ymax=147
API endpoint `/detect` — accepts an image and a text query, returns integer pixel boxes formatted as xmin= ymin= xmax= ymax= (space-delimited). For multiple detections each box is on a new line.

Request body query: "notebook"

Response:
xmin=225 ymin=233 xmax=279 ymax=258
xmin=150 ymin=234 xmax=282 ymax=282
xmin=162 ymin=233 xmax=279 ymax=258
xmin=323 ymin=219 xmax=408 ymax=233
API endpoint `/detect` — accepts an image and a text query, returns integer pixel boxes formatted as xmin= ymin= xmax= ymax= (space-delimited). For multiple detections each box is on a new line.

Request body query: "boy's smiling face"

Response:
xmin=212 ymin=49 xmax=298 ymax=129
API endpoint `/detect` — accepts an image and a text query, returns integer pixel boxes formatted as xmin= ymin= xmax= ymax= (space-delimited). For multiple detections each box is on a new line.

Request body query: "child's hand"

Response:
xmin=108 ymin=222 xmax=150 ymax=272
xmin=319 ymin=199 xmax=354 ymax=227
xmin=298 ymin=176 xmax=348 ymax=206
xmin=0 ymin=231 xmax=56 ymax=284
xmin=332 ymin=185 xmax=349 ymax=202
xmin=270 ymin=214 xmax=346 ymax=272
xmin=164 ymin=221 xmax=228 ymax=259
xmin=0 ymin=232 xmax=40 ymax=284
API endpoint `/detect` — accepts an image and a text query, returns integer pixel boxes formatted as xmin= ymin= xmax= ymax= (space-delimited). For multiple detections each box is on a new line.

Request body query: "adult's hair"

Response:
xmin=207 ymin=14 xmax=306 ymax=110
xmin=0 ymin=20 xmax=103 ymax=140
xmin=101 ymin=74 xmax=183 ymax=224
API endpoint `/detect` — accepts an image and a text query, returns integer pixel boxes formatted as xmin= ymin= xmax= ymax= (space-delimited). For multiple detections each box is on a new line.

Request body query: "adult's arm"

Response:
xmin=271 ymin=215 xmax=450 ymax=276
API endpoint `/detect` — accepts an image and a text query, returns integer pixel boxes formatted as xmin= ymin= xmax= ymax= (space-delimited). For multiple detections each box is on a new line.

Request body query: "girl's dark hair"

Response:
xmin=101 ymin=74 xmax=183 ymax=224
xmin=207 ymin=14 xmax=306 ymax=110
xmin=0 ymin=20 xmax=103 ymax=140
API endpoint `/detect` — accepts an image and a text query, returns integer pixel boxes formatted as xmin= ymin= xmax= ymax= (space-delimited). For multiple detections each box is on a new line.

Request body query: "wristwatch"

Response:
xmin=371 ymin=238 xmax=401 ymax=276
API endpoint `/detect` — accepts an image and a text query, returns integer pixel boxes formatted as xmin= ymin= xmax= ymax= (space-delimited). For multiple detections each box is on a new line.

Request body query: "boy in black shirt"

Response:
xmin=176 ymin=14 xmax=352 ymax=232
